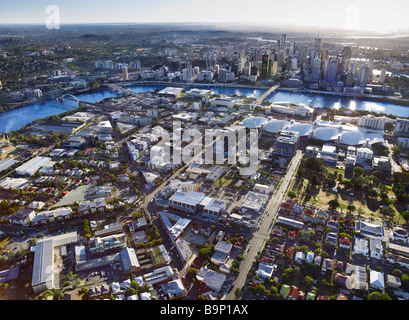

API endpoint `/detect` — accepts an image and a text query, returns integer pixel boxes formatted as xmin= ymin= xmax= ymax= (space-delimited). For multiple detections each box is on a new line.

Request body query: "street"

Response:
xmin=225 ymin=150 xmax=303 ymax=299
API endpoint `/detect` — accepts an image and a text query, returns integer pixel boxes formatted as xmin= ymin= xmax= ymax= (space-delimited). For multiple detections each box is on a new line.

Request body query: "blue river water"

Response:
xmin=0 ymin=84 xmax=408 ymax=133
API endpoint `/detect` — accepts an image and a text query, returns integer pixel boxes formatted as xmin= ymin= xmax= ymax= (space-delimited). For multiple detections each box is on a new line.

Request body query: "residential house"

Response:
xmin=321 ymin=258 xmax=335 ymax=273
xmin=8 ymin=208 xmax=35 ymax=226
xmin=370 ymin=238 xmax=383 ymax=260
xmin=386 ymin=274 xmax=402 ymax=289
xmin=353 ymin=237 xmax=369 ymax=257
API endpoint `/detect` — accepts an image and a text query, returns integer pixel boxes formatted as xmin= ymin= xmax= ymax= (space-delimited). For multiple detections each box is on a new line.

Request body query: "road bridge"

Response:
xmin=254 ymin=84 xmax=280 ymax=105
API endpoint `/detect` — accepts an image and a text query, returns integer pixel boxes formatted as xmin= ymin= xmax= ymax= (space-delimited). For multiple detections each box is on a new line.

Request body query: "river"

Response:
xmin=0 ymin=84 xmax=408 ymax=133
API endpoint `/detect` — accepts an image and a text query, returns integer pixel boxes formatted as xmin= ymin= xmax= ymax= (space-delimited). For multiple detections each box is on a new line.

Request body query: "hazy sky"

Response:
xmin=0 ymin=0 xmax=408 ymax=32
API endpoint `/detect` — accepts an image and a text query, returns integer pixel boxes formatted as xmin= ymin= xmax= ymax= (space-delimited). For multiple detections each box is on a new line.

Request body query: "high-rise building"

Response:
xmin=243 ymin=61 xmax=252 ymax=76
xmin=186 ymin=60 xmax=193 ymax=82
xmin=276 ymin=51 xmax=284 ymax=71
xmin=219 ymin=68 xmax=227 ymax=82
xmin=261 ymin=53 xmax=270 ymax=79
xmin=122 ymin=66 xmax=129 ymax=81
xmin=379 ymin=68 xmax=386 ymax=84
xmin=343 ymin=72 xmax=354 ymax=87
xmin=272 ymin=61 xmax=278 ymax=75
xmin=321 ymin=50 xmax=328 ymax=62
xmin=291 ymin=57 xmax=298 ymax=71
xmin=312 ymin=58 xmax=321 ymax=81
xmin=326 ymin=58 xmax=338 ymax=83
xmin=358 ymin=66 xmax=370 ymax=86
xmin=280 ymin=34 xmax=286 ymax=52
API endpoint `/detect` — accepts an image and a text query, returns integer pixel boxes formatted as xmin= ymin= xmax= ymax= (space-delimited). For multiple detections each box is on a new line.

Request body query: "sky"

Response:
xmin=0 ymin=0 xmax=408 ymax=33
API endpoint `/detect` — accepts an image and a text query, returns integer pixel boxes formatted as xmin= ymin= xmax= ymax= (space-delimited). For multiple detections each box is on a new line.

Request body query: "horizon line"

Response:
xmin=0 ymin=21 xmax=407 ymax=34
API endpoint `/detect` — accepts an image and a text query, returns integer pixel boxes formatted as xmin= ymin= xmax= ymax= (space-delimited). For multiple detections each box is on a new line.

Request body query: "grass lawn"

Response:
xmin=287 ymin=176 xmax=401 ymax=223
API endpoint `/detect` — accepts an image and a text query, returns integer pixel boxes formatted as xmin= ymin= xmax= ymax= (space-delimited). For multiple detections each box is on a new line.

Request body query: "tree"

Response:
xmin=392 ymin=269 xmax=403 ymax=278
xmin=187 ymin=268 xmax=198 ymax=279
xmin=328 ymin=199 xmax=340 ymax=210
xmin=234 ymin=288 xmax=243 ymax=299
xmin=305 ymin=276 xmax=314 ymax=290
xmin=288 ymin=191 xmax=297 ymax=199
xmin=392 ymin=146 xmax=402 ymax=156
xmin=347 ymin=205 xmax=356 ymax=214
xmin=401 ymin=211 xmax=409 ymax=223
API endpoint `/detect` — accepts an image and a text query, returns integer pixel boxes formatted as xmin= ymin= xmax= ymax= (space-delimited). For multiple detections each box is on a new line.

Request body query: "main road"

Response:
xmin=225 ymin=150 xmax=303 ymax=300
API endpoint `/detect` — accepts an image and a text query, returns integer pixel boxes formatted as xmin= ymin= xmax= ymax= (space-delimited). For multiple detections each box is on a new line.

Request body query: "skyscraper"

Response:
xmin=358 ymin=66 xmax=370 ymax=86
xmin=122 ymin=66 xmax=128 ymax=81
xmin=379 ymin=68 xmax=386 ymax=84
xmin=261 ymin=53 xmax=270 ymax=79
xmin=280 ymin=34 xmax=286 ymax=52
xmin=326 ymin=58 xmax=338 ymax=83
xmin=186 ymin=59 xmax=193 ymax=82
xmin=312 ymin=57 xmax=321 ymax=81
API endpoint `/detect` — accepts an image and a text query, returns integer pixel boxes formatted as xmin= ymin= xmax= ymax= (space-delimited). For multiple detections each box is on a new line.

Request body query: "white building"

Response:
xmin=370 ymin=270 xmax=385 ymax=291
xmin=395 ymin=118 xmax=409 ymax=137
xmin=32 ymin=232 xmax=79 ymax=294
xmin=211 ymin=241 xmax=233 ymax=266
xmin=196 ymin=267 xmax=226 ymax=293
xmin=356 ymin=147 xmax=373 ymax=160
xmin=358 ymin=115 xmax=385 ymax=130
xmin=15 ymin=156 xmax=55 ymax=176
xmin=353 ymin=237 xmax=369 ymax=257
xmin=370 ymin=238 xmax=383 ymax=259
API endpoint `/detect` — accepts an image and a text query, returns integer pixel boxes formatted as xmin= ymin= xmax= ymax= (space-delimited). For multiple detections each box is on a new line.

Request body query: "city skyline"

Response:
xmin=0 ymin=0 xmax=408 ymax=33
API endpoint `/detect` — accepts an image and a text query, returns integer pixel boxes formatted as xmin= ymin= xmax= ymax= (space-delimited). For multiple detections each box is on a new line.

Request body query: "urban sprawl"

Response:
xmin=0 ymin=24 xmax=409 ymax=301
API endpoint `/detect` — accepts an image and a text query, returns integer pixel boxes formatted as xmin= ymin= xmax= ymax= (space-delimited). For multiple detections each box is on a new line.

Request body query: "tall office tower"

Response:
xmin=343 ymin=72 xmax=354 ymax=87
xmin=351 ymin=61 xmax=358 ymax=78
xmin=276 ymin=51 xmax=284 ymax=71
xmin=289 ymin=41 xmax=295 ymax=56
xmin=379 ymin=68 xmax=386 ymax=84
xmin=326 ymin=58 xmax=338 ymax=83
xmin=299 ymin=45 xmax=308 ymax=64
xmin=358 ymin=66 xmax=370 ymax=86
xmin=312 ymin=57 xmax=321 ymax=81
xmin=321 ymin=59 xmax=329 ymax=81
xmin=321 ymin=50 xmax=328 ymax=62
xmin=122 ymin=66 xmax=129 ymax=81
xmin=243 ymin=61 xmax=251 ymax=76
xmin=136 ymin=60 xmax=141 ymax=70
xmin=291 ymin=57 xmax=298 ymax=71
xmin=261 ymin=53 xmax=270 ymax=79
xmin=193 ymin=66 xmax=200 ymax=77
xmin=337 ymin=54 xmax=345 ymax=76
xmin=280 ymin=34 xmax=287 ymax=52
xmin=186 ymin=60 xmax=193 ymax=82
xmin=272 ymin=61 xmax=278 ymax=75
xmin=251 ymin=65 xmax=258 ymax=76
xmin=367 ymin=64 xmax=373 ymax=82
xmin=267 ymin=57 xmax=273 ymax=78
xmin=219 ymin=68 xmax=227 ymax=82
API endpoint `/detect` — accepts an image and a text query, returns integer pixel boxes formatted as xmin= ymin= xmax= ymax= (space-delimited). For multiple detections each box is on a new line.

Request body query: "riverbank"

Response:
xmin=2 ymin=81 xmax=409 ymax=133
xmin=0 ymin=85 xmax=106 ymax=115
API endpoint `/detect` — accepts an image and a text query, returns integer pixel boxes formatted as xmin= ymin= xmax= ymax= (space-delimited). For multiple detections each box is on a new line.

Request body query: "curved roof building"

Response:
xmin=312 ymin=127 xmax=340 ymax=141
xmin=286 ymin=122 xmax=314 ymax=137
xmin=241 ymin=116 xmax=268 ymax=129
xmin=263 ymin=119 xmax=291 ymax=134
